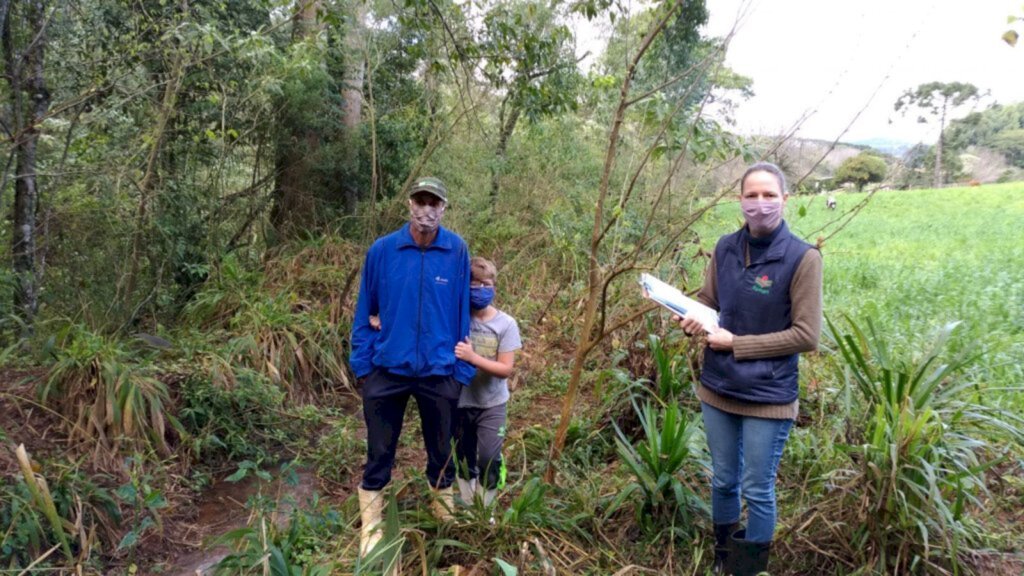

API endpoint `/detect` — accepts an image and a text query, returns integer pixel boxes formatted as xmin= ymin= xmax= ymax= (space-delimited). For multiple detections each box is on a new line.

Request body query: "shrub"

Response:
xmin=37 ymin=324 xmax=179 ymax=466
xmin=178 ymin=358 xmax=295 ymax=464
xmin=610 ymin=397 xmax=708 ymax=538
xmin=836 ymin=153 xmax=888 ymax=191
xmin=312 ymin=413 xmax=364 ymax=484
xmin=821 ymin=316 xmax=1023 ymax=573
xmin=186 ymin=256 xmax=353 ymax=401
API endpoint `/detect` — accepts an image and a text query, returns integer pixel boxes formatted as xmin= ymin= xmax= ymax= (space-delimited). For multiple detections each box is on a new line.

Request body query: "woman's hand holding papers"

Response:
xmin=706 ymin=327 xmax=734 ymax=351
xmin=675 ymin=312 xmax=734 ymax=351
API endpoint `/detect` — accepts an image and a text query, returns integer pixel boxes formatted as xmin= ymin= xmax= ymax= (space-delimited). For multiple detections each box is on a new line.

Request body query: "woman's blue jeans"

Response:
xmin=701 ymin=402 xmax=793 ymax=543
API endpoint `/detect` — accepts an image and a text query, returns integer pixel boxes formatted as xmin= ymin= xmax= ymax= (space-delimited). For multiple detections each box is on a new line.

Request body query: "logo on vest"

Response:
xmin=752 ymin=274 xmax=773 ymax=295
xmin=434 ymin=275 xmax=449 ymax=286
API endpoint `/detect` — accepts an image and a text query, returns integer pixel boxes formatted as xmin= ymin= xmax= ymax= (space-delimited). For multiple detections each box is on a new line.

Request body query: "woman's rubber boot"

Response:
xmin=431 ymin=486 xmax=455 ymax=521
xmin=712 ymin=522 xmax=741 ymax=574
xmin=724 ymin=529 xmax=771 ymax=576
xmin=357 ymin=487 xmax=384 ymax=556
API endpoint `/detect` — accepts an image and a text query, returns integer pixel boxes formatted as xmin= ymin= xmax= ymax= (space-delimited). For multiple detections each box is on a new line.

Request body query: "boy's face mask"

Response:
xmin=470 ymin=286 xmax=495 ymax=310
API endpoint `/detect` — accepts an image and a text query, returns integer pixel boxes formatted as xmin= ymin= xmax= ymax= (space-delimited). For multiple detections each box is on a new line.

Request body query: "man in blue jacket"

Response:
xmin=350 ymin=176 xmax=474 ymax=560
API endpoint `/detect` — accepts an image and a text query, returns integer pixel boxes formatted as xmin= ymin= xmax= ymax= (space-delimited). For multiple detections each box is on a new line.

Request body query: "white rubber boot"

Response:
xmin=481 ymin=488 xmax=498 ymax=507
xmin=357 ymin=487 xmax=384 ymax=556
xmin=431 ymin=486 xmax=455 ymax=521
xmin=475 ymin=481 xmax=498 ymax=507
xmin=476 ymin=483 xmax=498 ymax=524
xmin=456 ymin=477 xmax=476 ymax=504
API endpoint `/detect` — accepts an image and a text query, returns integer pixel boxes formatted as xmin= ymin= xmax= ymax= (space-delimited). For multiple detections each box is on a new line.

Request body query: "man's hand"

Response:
xmin=369 ymin=315 xmax=381 ymax=330
xmin=455 ymin=337 xmax=477 ymax=362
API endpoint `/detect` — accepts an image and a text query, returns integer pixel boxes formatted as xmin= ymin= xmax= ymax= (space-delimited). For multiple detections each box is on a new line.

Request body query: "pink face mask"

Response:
xmin=741 ymin=199 xmax=784 ymax=236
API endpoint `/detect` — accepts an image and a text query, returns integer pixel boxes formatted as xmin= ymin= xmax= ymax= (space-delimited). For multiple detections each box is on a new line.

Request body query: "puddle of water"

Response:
xmin=161 ymin=464 xmax=320 ymax=576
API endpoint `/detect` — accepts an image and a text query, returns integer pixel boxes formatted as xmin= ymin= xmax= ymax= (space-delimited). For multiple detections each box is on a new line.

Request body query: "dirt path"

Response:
xmin=157 ymin=465 xmax=321 ymax=575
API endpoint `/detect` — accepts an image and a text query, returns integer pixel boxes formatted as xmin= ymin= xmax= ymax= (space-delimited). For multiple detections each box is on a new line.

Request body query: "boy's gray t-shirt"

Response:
xmin=458 ymin=310 xmax=522 ymax=409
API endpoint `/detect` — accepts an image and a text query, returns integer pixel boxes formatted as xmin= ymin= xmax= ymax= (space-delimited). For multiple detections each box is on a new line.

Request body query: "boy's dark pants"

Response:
xmin=360 ymin=369 xmax=462 ymax=491
xmin=456 ymin=403 xmax=507 ymax=490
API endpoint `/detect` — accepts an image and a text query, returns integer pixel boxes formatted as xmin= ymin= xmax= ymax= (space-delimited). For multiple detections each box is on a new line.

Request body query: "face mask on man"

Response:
xmin=741 ymin=199 xmax=784 ymax=236
xmin=410 ymin=200 xmax=444 ymax=234
xmin=470 ymin=286 xmax=495 ymax=310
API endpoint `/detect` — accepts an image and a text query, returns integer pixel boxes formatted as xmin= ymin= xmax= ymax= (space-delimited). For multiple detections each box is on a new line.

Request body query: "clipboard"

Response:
xmin=639 ymin=273 xmax=719 ymax=333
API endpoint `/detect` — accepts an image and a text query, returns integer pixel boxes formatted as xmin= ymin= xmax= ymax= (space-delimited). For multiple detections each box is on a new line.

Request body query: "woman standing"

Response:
xmin=677 ymin=162 xmax=822 ymax=575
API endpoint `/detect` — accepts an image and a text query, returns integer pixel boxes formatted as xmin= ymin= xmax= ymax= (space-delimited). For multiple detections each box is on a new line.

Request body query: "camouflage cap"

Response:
xmin=408 ymin=176 xmax=448 ymax=202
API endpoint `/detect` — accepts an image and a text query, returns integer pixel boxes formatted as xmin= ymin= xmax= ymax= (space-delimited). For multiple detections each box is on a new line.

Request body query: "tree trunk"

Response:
xmin=489 ymin=102 xmax=521 ymax=208
xmin=4 ymin=0 xmax=50 ymax=339
xmin=341 ymin=1 xmax=365 ymax=134
xmin=339 ymin=0 xmax=366 ymax=213
xmin=270 ymin=0 xmax=322 ymax=238
xmin=124 ymin=53 xmax=184 ymax=302
xmin=934 ymin=100 xmax=947 ymax=188
xmin=544 ymin=0 xmax=683 ymax=483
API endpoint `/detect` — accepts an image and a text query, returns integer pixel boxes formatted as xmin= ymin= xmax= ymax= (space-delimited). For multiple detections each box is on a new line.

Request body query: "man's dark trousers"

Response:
xmin=361 ymin=369 xmax=462 ymax=491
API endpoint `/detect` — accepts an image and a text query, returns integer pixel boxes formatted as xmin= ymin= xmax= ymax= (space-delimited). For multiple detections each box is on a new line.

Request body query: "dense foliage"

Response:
xmin=835 ymin=152 xmax=888 ymax=191
xmin=1 ymin=0 xmax=1022 ymax=574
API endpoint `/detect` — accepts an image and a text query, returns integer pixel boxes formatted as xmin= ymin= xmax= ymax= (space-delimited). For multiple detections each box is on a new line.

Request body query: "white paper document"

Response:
xmin=639 ymin=273 xmax=720 ymax=333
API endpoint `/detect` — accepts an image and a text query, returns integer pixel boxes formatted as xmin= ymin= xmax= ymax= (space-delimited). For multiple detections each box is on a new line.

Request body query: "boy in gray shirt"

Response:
xmin=453 ymin=257 xmax=522 ymax=509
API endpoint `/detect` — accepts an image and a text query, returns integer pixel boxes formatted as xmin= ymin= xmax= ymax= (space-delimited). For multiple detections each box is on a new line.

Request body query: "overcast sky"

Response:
xmin=701 ymin=0 xmax=1024 ymax=144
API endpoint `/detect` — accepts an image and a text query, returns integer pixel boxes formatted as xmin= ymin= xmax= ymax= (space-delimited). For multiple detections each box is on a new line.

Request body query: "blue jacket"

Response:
xmin=350 ymin=224 xmax=476 ymax=385
xmin=700 ymin=222 xmax=813 ymax=404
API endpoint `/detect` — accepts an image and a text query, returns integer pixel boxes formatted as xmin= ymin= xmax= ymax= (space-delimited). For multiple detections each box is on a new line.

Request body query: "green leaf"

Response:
xmin=494 ymin=558 xmax=518 ymax=575
xmin=1003 ymin=30 xmax=1019 ymax=47
xmin=225 ymin=466 xmax=249 ymax=483
xmin=116 ymin=483 xmax=137 ymax=502
xmin=117 ymin=530 xmax=139 ymax=550
xmin=144 ymin=491 xmax=168 ymax=509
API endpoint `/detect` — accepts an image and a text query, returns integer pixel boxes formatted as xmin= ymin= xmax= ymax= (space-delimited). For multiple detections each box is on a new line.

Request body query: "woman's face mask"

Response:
xmin=740 ymin=170 xmax=786 ymax=236
xmin=741 ymin=199 xmax=784 ymax=236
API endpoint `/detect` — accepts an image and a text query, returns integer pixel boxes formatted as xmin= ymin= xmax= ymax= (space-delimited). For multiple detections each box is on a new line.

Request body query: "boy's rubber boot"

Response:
xmin=456 ymin=477 xmax=476 ymax=505
xmin=357 ymin=487 xmax=384 ymax=556
xmin=712 ymin=522 xmax=741 ymax=574
xmin=431 ymin=486 xmax=455 ymax=521
xmin=724 ymin=529 xmax=771 ymax=576
xmin=475 ymin=483 xmax=498 ymax=524
xmin=480 ymin=488 xmax=498 ymax=507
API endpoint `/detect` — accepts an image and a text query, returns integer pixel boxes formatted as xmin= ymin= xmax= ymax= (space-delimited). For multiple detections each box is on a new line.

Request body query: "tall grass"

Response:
xmin=37 ymin=324 xmax=179 ymax=464
xmin=818 ymin=315 xmax=1023 ymax=574
xmin=185 ymin=254 xmax=353 ymax=401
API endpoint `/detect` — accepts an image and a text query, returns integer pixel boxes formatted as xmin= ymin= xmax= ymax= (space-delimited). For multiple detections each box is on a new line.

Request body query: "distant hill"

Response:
xmin=848 ymin=137 xmax=915 ymax=157
xmin=710 ymin=137 xmax=871 ymax=192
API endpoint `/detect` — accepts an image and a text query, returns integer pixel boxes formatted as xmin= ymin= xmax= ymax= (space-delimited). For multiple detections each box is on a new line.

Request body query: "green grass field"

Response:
xmin=788 ymin=184 xmax=1024 ymax=393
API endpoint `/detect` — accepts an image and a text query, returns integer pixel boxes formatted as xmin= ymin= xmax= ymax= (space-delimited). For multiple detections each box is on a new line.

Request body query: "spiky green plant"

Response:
xmin=610 ymin=397 xmax=708 ymax=536
xmin=647 ymin=332 xmax=689 ymax=403
xmin=826 ymin=315 xmax=1024 ymax=574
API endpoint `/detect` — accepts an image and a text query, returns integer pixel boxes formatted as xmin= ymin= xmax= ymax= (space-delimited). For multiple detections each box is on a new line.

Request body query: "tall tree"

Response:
xmin=3 ymin=0 xmax=50 ymax=338
xmin=270 ymin=0 xmax=323 ymax=238
xmin=894 ymin=81 xmax=980 ymax=187
xmin=835 ymin=152 xmax=887 ymax=191
xmin=476 ymin=0 xmax=580 ymax=206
